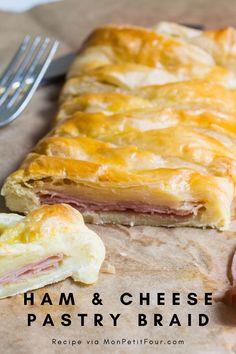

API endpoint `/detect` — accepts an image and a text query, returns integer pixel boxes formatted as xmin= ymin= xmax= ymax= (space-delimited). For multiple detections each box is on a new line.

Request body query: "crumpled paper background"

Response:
xmin=1 ymin=1 xmax=236 ymax=353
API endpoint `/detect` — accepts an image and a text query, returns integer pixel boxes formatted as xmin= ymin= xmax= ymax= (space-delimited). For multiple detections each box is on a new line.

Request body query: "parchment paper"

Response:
xmin=1 ymin=1 xmax=236 ymax=353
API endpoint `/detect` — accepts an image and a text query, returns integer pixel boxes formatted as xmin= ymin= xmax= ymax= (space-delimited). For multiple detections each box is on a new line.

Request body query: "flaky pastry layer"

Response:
xmin=3 ymin=22 xmax=236 ymax=230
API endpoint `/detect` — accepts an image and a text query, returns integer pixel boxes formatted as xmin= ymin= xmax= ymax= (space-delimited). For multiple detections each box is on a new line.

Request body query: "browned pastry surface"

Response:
xmin=3 ymin=22 xmax=236 ymax=230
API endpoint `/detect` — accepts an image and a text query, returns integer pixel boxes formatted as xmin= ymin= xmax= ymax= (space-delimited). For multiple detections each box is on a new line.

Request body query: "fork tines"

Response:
xmin=0 ymin=36 xmax=59 ymax=127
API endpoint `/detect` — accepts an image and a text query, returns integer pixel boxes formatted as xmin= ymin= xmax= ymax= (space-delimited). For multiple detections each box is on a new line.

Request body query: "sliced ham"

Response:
xmin=39 ymin=192 xmax=199 ymax=218
xmin=0 ymin=254 xmax=63 ymax=284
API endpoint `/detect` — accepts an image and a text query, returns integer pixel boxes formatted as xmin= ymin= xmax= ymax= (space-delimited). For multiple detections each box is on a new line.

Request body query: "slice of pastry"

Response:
xmin=0 ymin=204 xmax=105 ymax=298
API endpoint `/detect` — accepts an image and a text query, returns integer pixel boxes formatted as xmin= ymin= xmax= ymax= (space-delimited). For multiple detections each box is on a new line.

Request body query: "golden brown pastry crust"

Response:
xmin=2 ymin=23 xmax=236 ymax=230
xmin=155 ymin=22 xmax=236 ymax=73
xmin=0 ymin=204 xmax=105 ymax=298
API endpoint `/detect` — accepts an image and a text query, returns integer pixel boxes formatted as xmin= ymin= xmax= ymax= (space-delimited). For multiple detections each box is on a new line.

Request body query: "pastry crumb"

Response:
xmin=101 ymin=261 xmax=116 ymax=274
xmin=119 ymin=252 xmax=128 ymax=257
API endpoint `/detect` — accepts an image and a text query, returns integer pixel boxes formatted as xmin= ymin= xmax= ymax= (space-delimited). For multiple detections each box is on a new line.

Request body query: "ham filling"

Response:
xmin=39 ymin=192 xmax=200 ymax=218
xmin=0 ymin=254 xmax=63 ymax=285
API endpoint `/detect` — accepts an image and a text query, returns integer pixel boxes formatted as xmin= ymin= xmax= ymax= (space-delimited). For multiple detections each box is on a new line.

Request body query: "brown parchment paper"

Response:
xmin=1 ymin=1 xmax=236 ymax=353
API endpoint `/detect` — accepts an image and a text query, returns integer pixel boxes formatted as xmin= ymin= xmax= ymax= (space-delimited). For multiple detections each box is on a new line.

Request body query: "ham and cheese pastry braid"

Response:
xmin=3 ymin=23 xmax=236 ymax=231
xmin=0 ymin=204 xmax=105 ymax=299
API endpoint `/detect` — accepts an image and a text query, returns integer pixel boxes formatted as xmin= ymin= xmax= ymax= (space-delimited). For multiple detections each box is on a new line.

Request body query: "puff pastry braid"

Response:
xmin=0 ymin=204 xmax=105 ymax=298
xmin=3 ymin=23 xmax=236 ymax=230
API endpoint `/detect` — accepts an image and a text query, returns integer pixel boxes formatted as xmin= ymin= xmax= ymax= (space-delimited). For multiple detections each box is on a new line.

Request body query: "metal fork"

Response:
xmin=0 ymin=36 xmax=59 ymax=128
